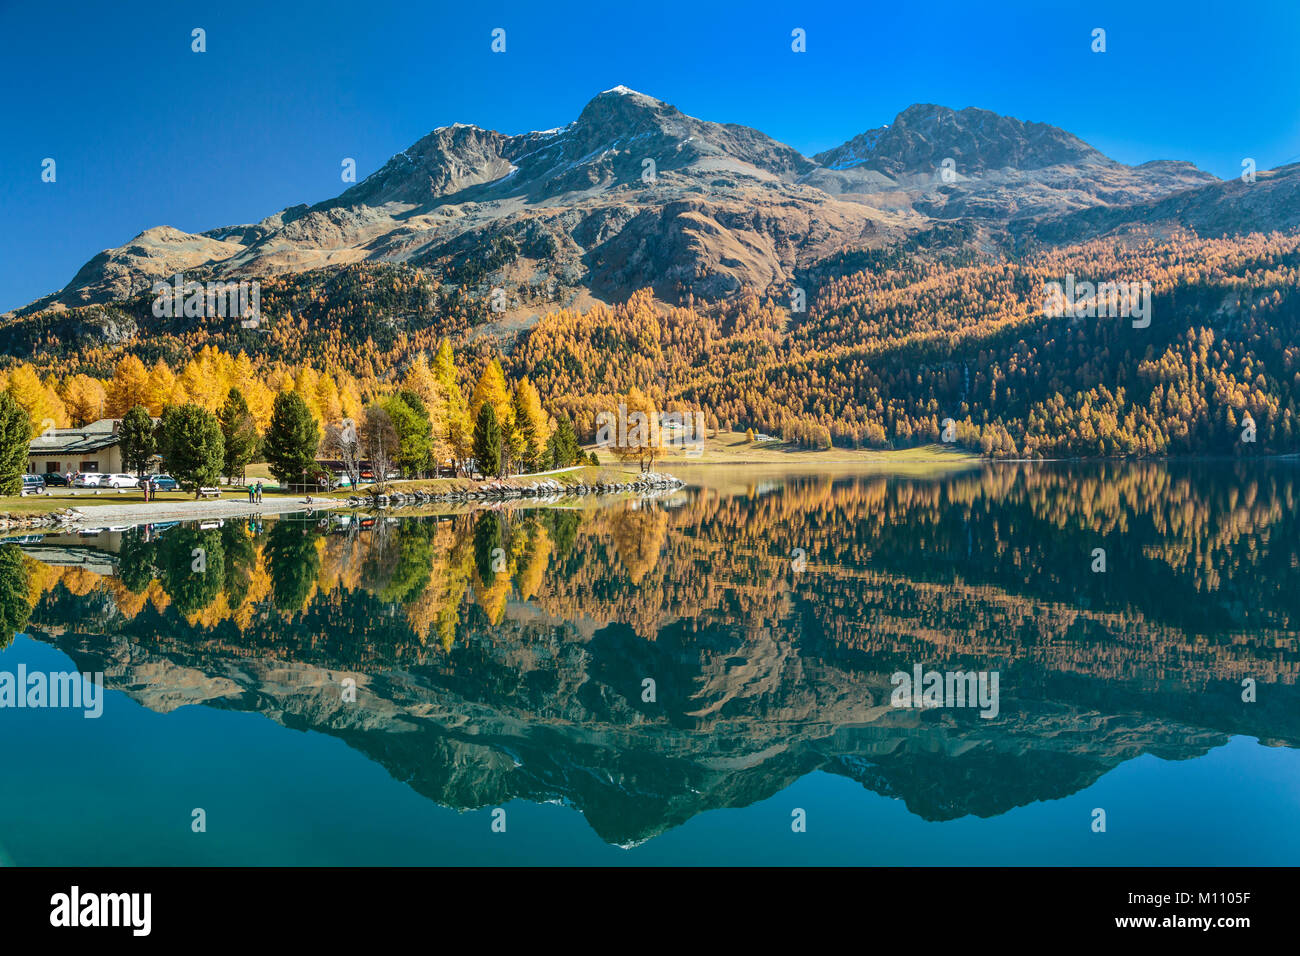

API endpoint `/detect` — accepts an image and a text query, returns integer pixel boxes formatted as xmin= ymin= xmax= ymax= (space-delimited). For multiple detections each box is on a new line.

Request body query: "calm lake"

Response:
xmin=2 ymin=461 xmax=1298 ymax=865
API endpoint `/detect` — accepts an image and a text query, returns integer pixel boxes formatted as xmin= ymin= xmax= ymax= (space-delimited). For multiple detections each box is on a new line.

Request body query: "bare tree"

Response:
xmin=360 ymin=406 xmax=397 ymax=498
xmin=323 ymin=418 xmax=363 ymax=488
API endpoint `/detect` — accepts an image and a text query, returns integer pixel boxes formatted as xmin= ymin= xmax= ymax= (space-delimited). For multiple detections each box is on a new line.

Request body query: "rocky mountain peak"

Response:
xmin=563 ymin=87 xmax=684 ymax=160
xmin=815 ymin=103 xmax=1106 ymax=176
xmin=6 ymin=91 xmax=1237 ymax=318
xmin=338 ymin=122 xmax=512 ymax=207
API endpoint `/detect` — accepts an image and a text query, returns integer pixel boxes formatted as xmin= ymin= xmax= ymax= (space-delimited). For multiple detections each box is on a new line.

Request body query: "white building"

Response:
xmin=26 ymin=419 xmax=129 ymax=475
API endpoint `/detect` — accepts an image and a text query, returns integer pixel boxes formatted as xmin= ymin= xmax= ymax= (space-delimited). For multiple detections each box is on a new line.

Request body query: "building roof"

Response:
xmin=28 ymin=418 xmax=124 ymax=455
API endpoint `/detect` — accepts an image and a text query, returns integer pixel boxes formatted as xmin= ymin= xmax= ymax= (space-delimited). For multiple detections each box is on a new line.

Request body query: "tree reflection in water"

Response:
xmin=11 ymin=461 xmax=1300 ymax=843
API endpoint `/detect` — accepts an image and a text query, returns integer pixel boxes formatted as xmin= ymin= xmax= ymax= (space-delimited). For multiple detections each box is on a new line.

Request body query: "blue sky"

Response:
xmin=2 ymin=0 xmax=1298 ymax=313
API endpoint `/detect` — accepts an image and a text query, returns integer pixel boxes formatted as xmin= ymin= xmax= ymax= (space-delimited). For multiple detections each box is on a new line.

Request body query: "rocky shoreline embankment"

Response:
xmin=0 ymin=509 xmax=81 ymax=533
xmin=345 ymin=472 xmax=685 ymax=509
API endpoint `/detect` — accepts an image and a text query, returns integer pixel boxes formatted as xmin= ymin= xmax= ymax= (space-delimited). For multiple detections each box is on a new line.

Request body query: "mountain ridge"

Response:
xmin=7 ymin=88 xmax=1244 ymax=318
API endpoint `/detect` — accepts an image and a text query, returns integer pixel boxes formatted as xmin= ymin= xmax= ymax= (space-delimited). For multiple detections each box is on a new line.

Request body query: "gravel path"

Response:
xmin=70 ymin=496 xmax=344 ymax=526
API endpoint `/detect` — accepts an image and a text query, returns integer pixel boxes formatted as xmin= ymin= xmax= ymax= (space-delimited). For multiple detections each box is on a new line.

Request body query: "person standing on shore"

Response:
xmin=256 ymin=480 xmax=263 ymax=503
xmin=248 ymin=482 xmax=255 ymax=503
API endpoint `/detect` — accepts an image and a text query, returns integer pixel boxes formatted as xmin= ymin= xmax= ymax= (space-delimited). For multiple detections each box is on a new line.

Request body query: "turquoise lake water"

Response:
xmin=1 ymin=461 xmax=1297 ymax=864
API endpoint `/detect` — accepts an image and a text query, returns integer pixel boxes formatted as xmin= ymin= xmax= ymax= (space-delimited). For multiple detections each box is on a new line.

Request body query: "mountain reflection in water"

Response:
xmin=3 ymin=461 xmax=1298 ymax=854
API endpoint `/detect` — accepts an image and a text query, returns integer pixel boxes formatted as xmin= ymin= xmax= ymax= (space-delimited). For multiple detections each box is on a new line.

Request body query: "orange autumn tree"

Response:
xmin=600 ymin=386 xmax=661 ymax=472
xmin=61 ymin=374 xmax=107 ymax=426
xmin=5 ymin=364 xmax=68 ymax=433
xmin=106 ymin=355 xmax=150 ymax=417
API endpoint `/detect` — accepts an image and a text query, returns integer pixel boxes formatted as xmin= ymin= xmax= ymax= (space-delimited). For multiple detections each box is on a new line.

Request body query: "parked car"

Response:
xmin=150 ymin=474 xmax=179 ymax=491
xmin=73 ymin=473 xmax=106 ymax=488
xmin=21 ymin=474 xmax=46 ymax=495
xmin=106 ymin=473 xmax=139 ymax=488
xmin=42 ymin=472 xmax=71 ymax=487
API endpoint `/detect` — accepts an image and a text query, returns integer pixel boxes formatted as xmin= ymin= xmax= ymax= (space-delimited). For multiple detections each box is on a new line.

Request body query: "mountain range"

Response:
xmin=16 ymin=86 xmax=1294 ymax=318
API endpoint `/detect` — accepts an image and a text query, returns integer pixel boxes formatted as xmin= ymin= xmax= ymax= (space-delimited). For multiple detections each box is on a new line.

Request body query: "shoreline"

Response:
xmin=1 ymin=471 xmax=685 ymax=536
xmin=660 ymin=451 xmax=1300 ymax=465
xmin=5 ymin=450 xmax=1296 ymax=537
xmin=0 ymin=496 xmax=347 ymax=535
xmin=71 ymin=496 xmax=349 ymax=524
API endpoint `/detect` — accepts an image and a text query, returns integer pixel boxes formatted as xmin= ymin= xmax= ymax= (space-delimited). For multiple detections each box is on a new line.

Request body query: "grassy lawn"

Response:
xmin=240 ymin=434 xmax=978 ymax=490
xmin=379 ymin=463 xmax=650 ymax=494
xmin=166 ymin=442 xmax=973 ymax=498
xmin=587 ymin=432 xmax=980 ymax=467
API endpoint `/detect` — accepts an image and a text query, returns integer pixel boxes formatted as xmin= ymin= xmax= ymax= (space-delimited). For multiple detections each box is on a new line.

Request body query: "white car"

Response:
xmin=73 ymin=473 xmax=106 ymax=487
xmin=106 ymin=474 xmax=139 ymax=488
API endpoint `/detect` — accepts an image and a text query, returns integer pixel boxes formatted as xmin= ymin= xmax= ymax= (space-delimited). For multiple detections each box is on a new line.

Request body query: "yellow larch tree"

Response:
xmin=61 ymin=374 xmax=108 ymax=426
xmin=7 ymin=364 xmax=69 ymax=432
xmin=145 ymin=359 xmax=181 ymax=412
xmin=106 ymin=355 xmax=150 ymax=417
